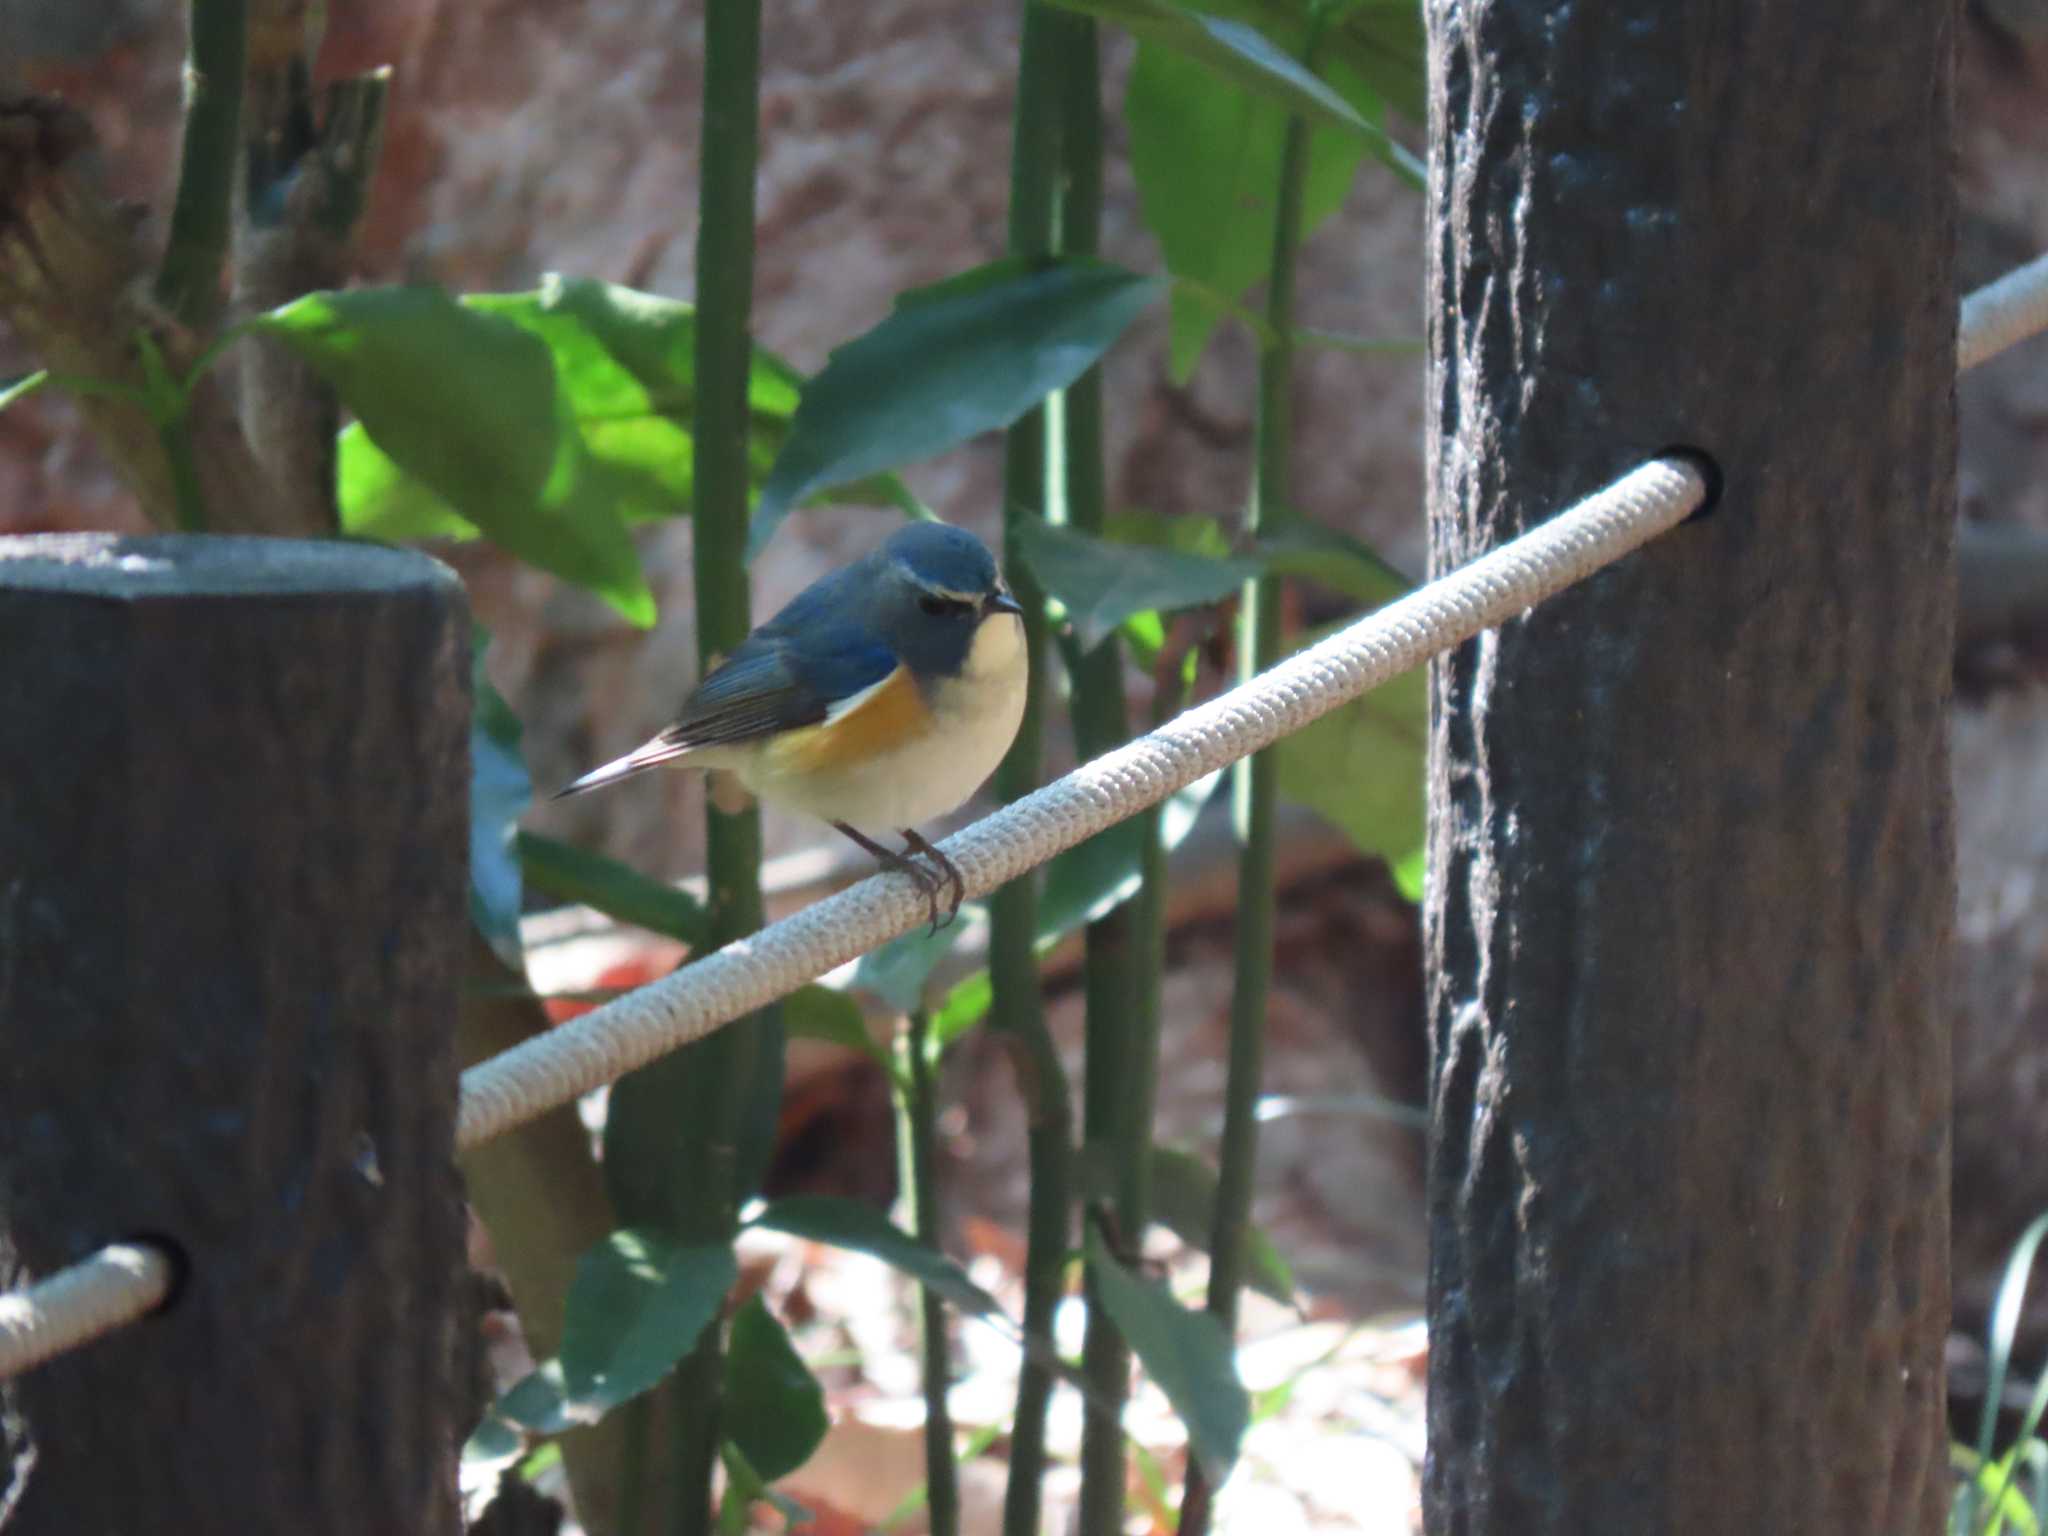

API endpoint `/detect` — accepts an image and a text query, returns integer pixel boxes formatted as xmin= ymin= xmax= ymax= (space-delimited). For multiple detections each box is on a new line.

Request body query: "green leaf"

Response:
xmin=1269 ymin=614 xmax=1426 ymax=900
xmin=750 ymin=1195 xmax=1007 ymax=1323
xmin=1255 ymin=521 xmax=1411 ymax=605
xmin=1046 ymin=0 xmax=1387 ymax=144
xmin=471 ymin=636 xmax=532 ymax=964
xmin=517 ymin=1442 xmax=563 ymax=1483
xmin=922 ymin=773 xmax=1222 ymax=1050
xmin=335 ymin=277 xmax=929 ymax=548
xmin=750 ymin=259 xmax=1162 ymax=556
xmin=1972 ymin=1442 xmax=2047 ymax=1536
xmin=930 ymin=971 xmax=995 ymax=1052
xmin=847 ymin=914 xmax=976 ymax=1016
xmin=556 ymin=1229 xmax=737 ymax=1418
xmin=476 ymin=278 xmax=751 ymax=518
xmin=723 ymin=1296 xmax=828 ymax=1482
xmin=1127 ymin=39 xmax=1373 ymax=381
xmin=1085 ymin=1221 xmax=1248 ymax=1484
xmin=257 ymin=287 xmax=654 ymax=623
xmin=462 ymin=1406 xmax=527 ymax=1464
xmin=1107 ymin=506 xmax=1238 ymax=560
xmin=1143 ymin=1146 xmax=1295 ymax=1305
xmin=860 ymin=774 xmax=1220 ymax=1056
xmin=515 ymin=830 xmax=709 ymax=946
xmin=336 ymin=429 xmax=478 ymax=540
xmin=721 ymin=1442 xmax=814 ymax=1531
xmin=1040 ymin=771 xmax=1222 ymax=936
xmin=1187 ymin=0 xmax=1429 ymax=122
xmin=487 ymin=1360 xmax=580 ymax=1436
xmin=1017 ymin=519 xmax=1259 ymax=652
xmin=1324 ymin=1 xmax=1428 ymax=124
xmin=782 ymin=983 xmax=890 ymax=1073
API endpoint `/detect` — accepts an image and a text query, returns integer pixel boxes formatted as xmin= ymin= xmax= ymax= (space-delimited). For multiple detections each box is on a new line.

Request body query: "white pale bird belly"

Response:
xmin=739 ymin=611 xmax=1028 ymax=830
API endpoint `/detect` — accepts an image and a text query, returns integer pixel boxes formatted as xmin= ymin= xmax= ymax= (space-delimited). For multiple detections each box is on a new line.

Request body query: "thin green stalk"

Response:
xmin=158 ymin=414 xmax=208 ymax=533
xmin=1178 ymin=75 xmax=1314 ymax=1536
xmin=898 ymin=1012 xmax=960 ymax=1536
xmin=600 ymin=4 xmax=772 ymax=1531
xmin=1041 ymin=21 xmax=1150 ymax=1536
xmin=993 ymin=8 xmax=1079 ymax=1535
xmin=676 ymin=0 xmax=774 ymax=1525
xmin=617 ymin=1397 xmax=651 ymax=1536
xmin=157 ymin=0 xmax=247 ymax=330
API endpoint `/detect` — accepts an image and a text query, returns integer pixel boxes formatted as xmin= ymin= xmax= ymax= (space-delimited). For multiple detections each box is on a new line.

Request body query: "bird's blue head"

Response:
xmin=869 ymin=522 xmax=1022 ymax=681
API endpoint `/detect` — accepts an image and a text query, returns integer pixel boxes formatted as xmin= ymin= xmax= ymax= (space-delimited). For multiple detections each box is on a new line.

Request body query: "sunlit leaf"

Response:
xmin=930 ymin=971 xmax=995 ymax=1053
xmin=555 ymin=1229 xmax=737 ymax=1417
xmin=750 ymin=259 xmax=1162 ymax=556
xmin=1128 ymin=41 xmax=1372 ymax=380
xmin=331 ymin=277 xmax=924 ymax=555
xmin=256 ymin=286 xmax=655 ymax=624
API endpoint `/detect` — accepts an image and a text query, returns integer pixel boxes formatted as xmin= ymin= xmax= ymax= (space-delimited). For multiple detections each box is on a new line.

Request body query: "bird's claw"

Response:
xmin=832 ymin=822 xmax=966 ymax=936
xmin=901 ymin=829 xmax=965 ymax=935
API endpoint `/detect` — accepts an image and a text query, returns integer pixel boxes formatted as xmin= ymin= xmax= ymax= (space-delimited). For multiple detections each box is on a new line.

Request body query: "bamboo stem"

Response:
xmin=991 ymin=8 xmax=1079 ymax=1534
xmin=900 ymin=1013 xmax=961 ymax=1536
xmin=598 ymin=4 xmax=773 ymax=1529
xmin=1178 ymin=67 xmax=1313 ymax=1536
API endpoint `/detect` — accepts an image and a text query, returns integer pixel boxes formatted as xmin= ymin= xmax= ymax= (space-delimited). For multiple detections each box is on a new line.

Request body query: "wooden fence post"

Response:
xmin=0 ymin=534 xmax=470 ymax=1534
xmin=1422 ymin=4 xmax=1956 ymax=1532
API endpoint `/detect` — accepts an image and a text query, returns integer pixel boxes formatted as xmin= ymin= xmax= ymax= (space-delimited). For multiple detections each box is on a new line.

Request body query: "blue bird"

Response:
xmin=553 ymin=521 xmax=1028 ymax=929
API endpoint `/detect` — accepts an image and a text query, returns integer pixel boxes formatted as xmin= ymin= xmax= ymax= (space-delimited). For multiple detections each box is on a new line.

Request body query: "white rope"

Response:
xmin=1960 ymin=251 xmax=2048 ymax=373
xmin=0 ymin=1243 xmax=172 ymax=1380
xmin=458 ymin=457 xmax=1710 ymax=1148
xmin=10 ymin=253 xmax=2048 ymax=1379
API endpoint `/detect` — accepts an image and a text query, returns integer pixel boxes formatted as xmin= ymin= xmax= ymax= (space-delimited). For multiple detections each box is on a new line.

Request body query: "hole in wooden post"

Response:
xmin=1658 ymin=444 xmax=1724 ymax=521
xmin=121 ymin=1234 xmax=191 ymax=1316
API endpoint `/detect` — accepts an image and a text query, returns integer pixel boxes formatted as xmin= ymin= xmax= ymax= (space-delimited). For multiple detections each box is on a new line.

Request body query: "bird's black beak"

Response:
xmin=986 ymin=588 xmax=1024 ymax=617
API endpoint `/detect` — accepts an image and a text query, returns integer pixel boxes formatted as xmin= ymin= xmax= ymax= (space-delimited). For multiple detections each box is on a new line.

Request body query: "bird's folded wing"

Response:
xmin=657 ymin=627 xmax=899 ymax=750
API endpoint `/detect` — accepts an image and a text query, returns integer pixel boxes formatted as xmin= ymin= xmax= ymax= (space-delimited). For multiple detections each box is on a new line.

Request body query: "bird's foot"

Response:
xmin=833 ymin=822 xmax=955 ymax=935
xmin=900 ymin=828 xmax=965 ymax=931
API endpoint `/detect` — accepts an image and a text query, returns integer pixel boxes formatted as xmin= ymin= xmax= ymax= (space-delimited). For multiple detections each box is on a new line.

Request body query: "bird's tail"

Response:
xmin=550 ymin=735 xmax=696 ymax=799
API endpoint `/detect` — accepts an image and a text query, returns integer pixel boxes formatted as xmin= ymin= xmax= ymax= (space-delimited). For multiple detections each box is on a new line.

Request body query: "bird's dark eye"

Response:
xmin=919 ymin=594 xmax=970 ymax=618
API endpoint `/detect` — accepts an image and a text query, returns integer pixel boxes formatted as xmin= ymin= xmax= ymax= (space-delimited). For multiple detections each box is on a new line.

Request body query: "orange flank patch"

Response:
xmin=764 ymin=665 xmax=934 ymax=777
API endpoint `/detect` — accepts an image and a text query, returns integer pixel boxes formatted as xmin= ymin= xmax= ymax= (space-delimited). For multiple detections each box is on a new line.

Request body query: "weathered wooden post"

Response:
xmin=1422 ymin=4 xmax=1956 ymax=1532
xmin=0 ymin=535 xmax=470 ymax=1533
